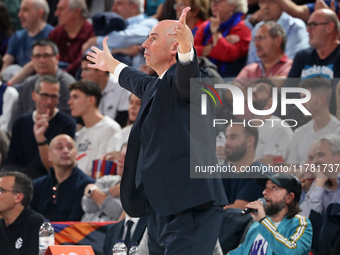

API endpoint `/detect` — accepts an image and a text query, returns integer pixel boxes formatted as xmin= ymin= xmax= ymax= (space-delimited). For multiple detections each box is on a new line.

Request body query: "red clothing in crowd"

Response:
xmin=194 ymin=20 xmax=251 ymax=63
xmin=49 ymin=21 xmax=94 ymax=76
xmin=236 ymin=55 xmax=293 ymax=78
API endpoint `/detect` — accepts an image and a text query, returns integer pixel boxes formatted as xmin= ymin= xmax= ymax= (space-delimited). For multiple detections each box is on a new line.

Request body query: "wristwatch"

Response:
xmin=87 ymin=186 xmax=97 ymax=197
xmin=37 ymin=138 xmax=48 ymax=146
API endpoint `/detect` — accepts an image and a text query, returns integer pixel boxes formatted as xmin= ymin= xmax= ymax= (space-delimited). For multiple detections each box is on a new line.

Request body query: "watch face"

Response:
xmin=88 ymin=187 xmax=96 ymax=197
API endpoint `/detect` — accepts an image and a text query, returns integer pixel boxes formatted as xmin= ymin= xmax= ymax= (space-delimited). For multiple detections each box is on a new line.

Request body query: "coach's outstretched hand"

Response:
xmin=86 ymin=37 xmax=121 ymax=73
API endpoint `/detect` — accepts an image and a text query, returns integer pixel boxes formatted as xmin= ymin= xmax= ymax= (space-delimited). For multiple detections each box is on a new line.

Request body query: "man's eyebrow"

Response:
xmin=149 ymin=33 xmax=159 ymax=37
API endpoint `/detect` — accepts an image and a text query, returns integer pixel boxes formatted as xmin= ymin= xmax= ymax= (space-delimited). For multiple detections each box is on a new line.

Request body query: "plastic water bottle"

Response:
xmin=216 ymin=131 xmax=226 ymax=165
xmin=112 ymin=240 xmax=127 ymax=255
xmin=39 ymin=220 xmax=55 ymax=255
xmin=129 ymin=242 xmax=139 ymax=255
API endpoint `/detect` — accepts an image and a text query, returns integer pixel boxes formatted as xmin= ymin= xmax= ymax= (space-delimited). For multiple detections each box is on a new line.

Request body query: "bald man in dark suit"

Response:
xmin=87 ymin=8 xmax=227 ymax=254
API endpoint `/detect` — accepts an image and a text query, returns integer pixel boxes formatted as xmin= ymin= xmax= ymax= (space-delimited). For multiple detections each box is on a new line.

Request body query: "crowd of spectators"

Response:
xmin=0 ymin=0 xmax=340 ymax=254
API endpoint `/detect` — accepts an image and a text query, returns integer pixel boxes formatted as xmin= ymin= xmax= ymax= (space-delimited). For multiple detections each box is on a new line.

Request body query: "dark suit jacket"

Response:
xmin=119 ymin=51 xmax=228 ymax=217
xmin=103 ymin=216 xmax=148 ymax=255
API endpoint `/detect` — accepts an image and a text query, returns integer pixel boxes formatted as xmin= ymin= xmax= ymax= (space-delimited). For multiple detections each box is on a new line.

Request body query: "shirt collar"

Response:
xmin=278 ymin=54 xmax=288 ymax=63
xmin=124 ymin=215 xmax=140 ymax=226
xmin=3 ymin=207 xmax=30 ymax=228
xmin=257 ymin=54 xmax=289 ymax=76
xmin=159 ymin=71 xmax=167 ymax=79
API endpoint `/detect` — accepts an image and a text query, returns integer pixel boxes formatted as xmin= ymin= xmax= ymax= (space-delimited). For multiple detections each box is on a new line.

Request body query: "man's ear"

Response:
xmin=32 ymin=90 xmax=37 ymax=102
xmin=37 ymin=8 xmax=45 ymax=19
xmin=48 ymin=151 xmax=52 ymax=163
xmin=286 ymin=192 xmax=295 ymax=204
xmin=247 ymin=134 xmax=256 ymax=149
xmin=266 ymin=97 xmax=273 ymax=109
xmin=326 ymin=22 xmax=334 ymax=33
xmin=75 ymin=7 xmax=82 ymax=17
xmin=131 ymin=2 xmax=139 ymax=10
xmin=319 ymin=94 xmax=327 ymax=106
xmin=87 ymin=95 xmax=96 ymax=107
xmin=274 ymin=36 xmax=282 ymax=49
xmin=14 ymin=192 xmax=24 ymax=205
xmin=335 ymin=151 xmax=340 ymax=162
xmin=170 ymin=43 xmax=179 ymax=55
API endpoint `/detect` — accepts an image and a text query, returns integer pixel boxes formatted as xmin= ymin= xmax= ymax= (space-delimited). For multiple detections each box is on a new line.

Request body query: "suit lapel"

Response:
xmin=138 ymin=77 xmax=160 ymax=125
xmin=113 ymin=221 xmax=125 ymax=244
xmin=131 ymin=216 xmax=148 ymax=244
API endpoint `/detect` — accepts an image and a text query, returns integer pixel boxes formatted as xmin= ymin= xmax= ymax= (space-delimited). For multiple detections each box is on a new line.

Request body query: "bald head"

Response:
xmin=142 ymin=14 xmax=194 ymax=76
xmin=48 ymin=134 xmax=77 ymax=169
xmin=312 ymin=9 xmax=339 ymax=33
xmin=23 ymin=0 xmax=50 ymax=20
xmin=49 ymin=134 xmax=75 ymax=151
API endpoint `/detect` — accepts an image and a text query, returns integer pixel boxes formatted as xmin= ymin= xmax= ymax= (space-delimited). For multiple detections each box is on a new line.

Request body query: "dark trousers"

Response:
xmin=147 ymin=204 xmax=223 ymax=255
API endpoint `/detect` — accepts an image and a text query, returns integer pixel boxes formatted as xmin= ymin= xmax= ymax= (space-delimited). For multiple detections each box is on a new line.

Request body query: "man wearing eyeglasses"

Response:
xmin=0 ymin=171 xmax=44 ymax=255
xmin=287 ymin=9 xmax=340 ymax=116
xmin=236 ymin=21 xmax=293 ymax=80
xmin=11 ymin=39 xmax=75 ymax=122
xmin=247 ymin=0 xmax=309 ymax=65
xmin=288 ymin=8 xmax=340 ymax=79
xmin=5 ymin=75 xmax=76 ymax=179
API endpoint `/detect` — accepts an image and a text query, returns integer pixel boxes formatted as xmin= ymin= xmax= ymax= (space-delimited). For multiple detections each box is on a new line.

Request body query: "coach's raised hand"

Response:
xmin=86 ymin=37 xmax=121 ymax=74
xmin=168 ymin=7 xmax=193 ymax=54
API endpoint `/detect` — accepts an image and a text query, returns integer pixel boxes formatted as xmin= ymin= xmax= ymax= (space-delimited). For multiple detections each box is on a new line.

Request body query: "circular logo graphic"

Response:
xmin=15 ymin=237 xmax=23 ymax=249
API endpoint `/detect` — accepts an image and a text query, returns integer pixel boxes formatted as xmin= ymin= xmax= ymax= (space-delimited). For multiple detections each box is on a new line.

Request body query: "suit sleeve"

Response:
xmin=119 ymin=67 xmax=155 ymax=98
xmin=257 ymin=216 xmax=312 ymax=255
xmin=174 ymin=50 xmax=206 ymax=101
xmin=103 ymin=222 xmax=123 ymax=255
